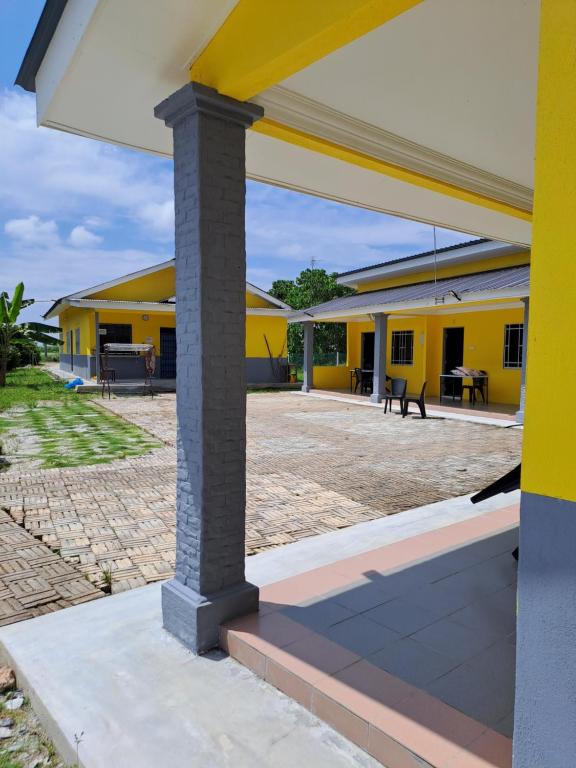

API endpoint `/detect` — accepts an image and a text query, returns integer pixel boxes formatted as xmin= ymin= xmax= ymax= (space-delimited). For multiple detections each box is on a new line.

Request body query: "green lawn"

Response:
xmin=0 ymin=368 xmax=161 ymax=469
xmin=0 ymin=367 xmax=80 ymax=411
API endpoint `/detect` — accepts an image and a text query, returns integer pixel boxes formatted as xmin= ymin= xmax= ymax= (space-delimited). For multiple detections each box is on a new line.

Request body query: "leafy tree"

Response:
xmin=270 ymin=269 xmax=354 ymax=361
xmin=0 ymin=283 xmax=62 ymax=387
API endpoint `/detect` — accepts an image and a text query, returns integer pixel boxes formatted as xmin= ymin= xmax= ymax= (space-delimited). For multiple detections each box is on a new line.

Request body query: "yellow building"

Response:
xmin=44 ymin=260 xmax=291 ymax=385
xmin=292 ymin=239 xmax=529 ymax=413
xmin=18 ymin=1 xmax=576 ymax=763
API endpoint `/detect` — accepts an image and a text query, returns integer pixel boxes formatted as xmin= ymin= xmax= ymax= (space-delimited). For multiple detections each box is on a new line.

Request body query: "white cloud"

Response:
xmin=68 ymin=225 xmax=103 ymax=248
xmin=245 ymin=182 xmax=473 ymax=284
xmin=4 ymin=215 xmax=59 ymax=246
xmin=0 ymin=89 xmax=174 ymax=239
xmin=136 ymin=200 xmax=174 ymax=238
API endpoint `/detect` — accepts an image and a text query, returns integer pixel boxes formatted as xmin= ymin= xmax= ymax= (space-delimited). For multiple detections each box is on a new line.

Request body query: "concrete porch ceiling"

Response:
xmin=19 ymin=0 xmax=537 ymax=245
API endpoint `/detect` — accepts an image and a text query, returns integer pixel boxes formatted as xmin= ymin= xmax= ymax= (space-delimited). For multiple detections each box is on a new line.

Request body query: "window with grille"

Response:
xmin=391 ymin=330 xmax=414 ymax=365
xmin=504 ymin=323 xmax=524 ymax=369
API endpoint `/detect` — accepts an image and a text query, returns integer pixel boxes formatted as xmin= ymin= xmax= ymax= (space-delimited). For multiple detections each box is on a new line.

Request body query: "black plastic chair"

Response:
xmin=402 ymin=381 xmax=427 ymax=418
xmin=383 ymin=377 xmax=407 ymax=413
xmin=462 ymin=371 xmax=487 ymax=405
xmin=354 ymin=368 xmax=373 ymax=395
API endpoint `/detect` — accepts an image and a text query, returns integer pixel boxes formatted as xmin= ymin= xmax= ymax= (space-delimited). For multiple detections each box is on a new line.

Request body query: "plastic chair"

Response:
xmin=462 ymin=371 xmax=487 ymax=404
xmin=383 ymin=378 xmax=407 ymax=414
xmin=402 ymin=381 xmax=427 ymax=418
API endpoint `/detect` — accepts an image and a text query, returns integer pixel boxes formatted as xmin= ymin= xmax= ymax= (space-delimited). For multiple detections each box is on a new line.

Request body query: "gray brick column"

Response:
xmin=515 ymin=297 xmax=529 ymax=424
xmin=301 ymin=322 xmax=314 ymax=392
xmin=155 ymin=82 xmax=263 ymax=653
xmin=370 ymin=313 xmax=389 ymax=403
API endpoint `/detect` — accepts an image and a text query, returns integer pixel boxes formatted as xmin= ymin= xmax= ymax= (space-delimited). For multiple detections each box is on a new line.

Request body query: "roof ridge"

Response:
xmin=337 ymin=238 xmax=491 ymax=278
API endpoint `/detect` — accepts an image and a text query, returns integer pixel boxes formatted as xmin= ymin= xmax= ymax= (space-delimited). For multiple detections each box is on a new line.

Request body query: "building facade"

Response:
xmin=45 ymin=261 xmax=292 ymax=385
xmin=293 ymin=240 xmax=529 ymax=411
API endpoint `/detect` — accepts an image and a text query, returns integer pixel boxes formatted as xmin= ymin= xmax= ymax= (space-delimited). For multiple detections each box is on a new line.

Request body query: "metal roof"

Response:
xmin=337 ymin=239 xmax=491 ymax=278
xmin=296 ymin=264 xmax=530 ymax=319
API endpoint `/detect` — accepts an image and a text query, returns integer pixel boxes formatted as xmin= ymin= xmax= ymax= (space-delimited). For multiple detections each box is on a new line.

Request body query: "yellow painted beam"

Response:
xmin=253 ymin=118 xmax=533 ymax=222
xmin=522 ymin=0 xmax=576 ymax=501
xmin=191 ymin=0 xmax=422 ymax=101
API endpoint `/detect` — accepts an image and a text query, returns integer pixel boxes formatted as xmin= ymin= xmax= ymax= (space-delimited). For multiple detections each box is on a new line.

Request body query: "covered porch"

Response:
xmin=292 ymin=269 xmax=529 ymax=422
xmin=15 ymin=0 xmax=576 ymax=766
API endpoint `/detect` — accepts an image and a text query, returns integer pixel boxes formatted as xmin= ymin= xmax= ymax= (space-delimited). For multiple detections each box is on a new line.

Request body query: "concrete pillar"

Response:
xmin=301 ymin=322 xmax=314 ymax=392
xmin=515 ymin=297 xmax=529 ymax=424
xmin=370 ymin=313 xmax=389 ymax=403
xmin=155 ymin=82 xmax=263 ymax=654
xmin=514 ymin=3 xmax=576 ymax=766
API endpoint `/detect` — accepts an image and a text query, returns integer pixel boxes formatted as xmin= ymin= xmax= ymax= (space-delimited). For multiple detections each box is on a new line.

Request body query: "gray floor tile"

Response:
xmin=403 ymin=577 xmax=481 ymax=617
xmin=332 ymin=582 xmax=394 ymax=613
xmin=364 ymin=597 xmax=440 ymax=636
xmin=283 ymin=599 xmax=356 ymax=630
xmin=410 ymin=618 xmax=499 ymax=663
xmin=450 ymin=586 xmax=517 ymax=637
xmin=323 ymin=615 xmax=400 ymax=656
xmin=426 ymin=644 xmax=515 ymax=730
xmin=368 ymin=637 xmax=460 ymax=687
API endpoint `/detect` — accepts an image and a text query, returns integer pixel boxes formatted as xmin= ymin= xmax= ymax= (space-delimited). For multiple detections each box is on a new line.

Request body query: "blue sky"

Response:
xmin=0 ymin=2 xmax=471 ymax=325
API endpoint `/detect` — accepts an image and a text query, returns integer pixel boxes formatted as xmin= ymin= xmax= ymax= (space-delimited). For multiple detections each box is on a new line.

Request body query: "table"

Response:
xmin=350 ymin=369 xmax=373 ymax=392
xmin=439 ymin=374 xmax=489 ymax=405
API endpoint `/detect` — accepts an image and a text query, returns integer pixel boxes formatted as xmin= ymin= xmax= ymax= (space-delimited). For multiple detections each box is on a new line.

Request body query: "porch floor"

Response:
xmin=304 ymin=389 xmax=518 ymax=425
xmin=0 ymin=494 xmax=518 ymax=768
xmin=223 ymin=504 xmax=518 ymax=768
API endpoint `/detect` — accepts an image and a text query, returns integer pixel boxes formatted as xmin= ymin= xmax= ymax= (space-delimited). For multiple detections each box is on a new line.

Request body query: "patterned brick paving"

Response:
xmin=0 ymin=393 xmax=521 ymax=625
xmin=0 ymin=508 xmax=103 ymax=626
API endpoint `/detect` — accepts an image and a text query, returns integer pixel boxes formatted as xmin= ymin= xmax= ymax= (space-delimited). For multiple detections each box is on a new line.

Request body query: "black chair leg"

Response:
xmin=419 ymin=401 xmax=426 ymax=418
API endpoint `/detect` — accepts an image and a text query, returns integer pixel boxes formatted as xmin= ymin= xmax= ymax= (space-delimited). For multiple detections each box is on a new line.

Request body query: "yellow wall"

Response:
xmin=58 ymin=307 xmax=95 ymax=356
xmin=245 ymin=315 xmax=287 ymax=358
xmin=90 ymin=266 xmax=175 ymax=301
xmin=321 ymin=307 xmax=523 ymax=404
xmin=522 ymin=0 xmax=576 ymax=501
xmin=425 ymin=308 xmax=523 ymax=404
xmin=354 ymin=251 xmax=529 ymax=293
xmin=58 ymin=306 xmax=288 ymax=372
xmin=246 ymin=291 xmax=277 ymax=308
xmin=345 ymin=318 xmax=427 ymax=396
xmin=314 ymin=365 xmax=349 ymax=389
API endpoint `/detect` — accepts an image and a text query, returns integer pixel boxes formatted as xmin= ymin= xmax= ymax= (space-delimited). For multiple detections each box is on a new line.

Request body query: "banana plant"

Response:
xmin=0 ymin=283 xmax=62 ymax=386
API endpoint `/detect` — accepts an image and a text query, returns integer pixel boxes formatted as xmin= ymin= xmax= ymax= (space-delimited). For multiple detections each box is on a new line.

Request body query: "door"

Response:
xmin=442 ymin=327 xmax=464 ymax=398
xmin=361 ymin=332 xmax=375 ymax=370
xmin=160 ymin=327 xmax=177 ymax=378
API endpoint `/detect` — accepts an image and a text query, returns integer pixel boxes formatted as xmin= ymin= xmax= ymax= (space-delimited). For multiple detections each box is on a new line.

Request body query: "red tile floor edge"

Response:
xmin=222 ymin=504 xmax=519 ymax=768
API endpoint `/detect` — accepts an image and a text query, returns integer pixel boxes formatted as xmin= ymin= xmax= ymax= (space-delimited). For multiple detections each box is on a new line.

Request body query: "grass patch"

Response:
xmin=0 ymin=368 xmax=161 ymax=469
xmin=0 ymin=367 xmax=80 ymax=411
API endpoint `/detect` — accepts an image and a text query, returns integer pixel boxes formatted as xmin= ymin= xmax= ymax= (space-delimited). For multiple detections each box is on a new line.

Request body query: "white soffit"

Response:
xmin=246 ymin=131 xmax=532 ymax=246
xmin=280 ymin=0 xmax=539 ymax=190
xmin=33 ymin=0 xmax=533 ymax=245
xmin=36 ymin=0 xmax=239 ymax=153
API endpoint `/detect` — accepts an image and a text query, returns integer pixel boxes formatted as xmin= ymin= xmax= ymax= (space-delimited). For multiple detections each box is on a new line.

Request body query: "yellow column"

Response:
xmin=514 ymin=4 xmax=576 ymax=766
xmin=522 ymin=0 xmax=576 ymax=501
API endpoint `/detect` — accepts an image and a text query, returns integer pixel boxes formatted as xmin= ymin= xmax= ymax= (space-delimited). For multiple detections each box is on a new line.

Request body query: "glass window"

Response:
xmin=504 ymin=323 xmax=524 ymax=369
xmin=391 ymin=330 xmax=414 ymax=365
xmin=99 ymin=323 xmax=132 ymax=352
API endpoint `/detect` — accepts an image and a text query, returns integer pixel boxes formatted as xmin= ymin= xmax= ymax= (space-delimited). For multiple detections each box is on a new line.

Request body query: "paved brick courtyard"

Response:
xmin=0 ymin=393 xmax=521 ymax=624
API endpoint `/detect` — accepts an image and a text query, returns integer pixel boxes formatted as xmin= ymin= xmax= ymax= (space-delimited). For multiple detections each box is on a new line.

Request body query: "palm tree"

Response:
xmin=0 ymin=283 xmax=62 ymax=386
